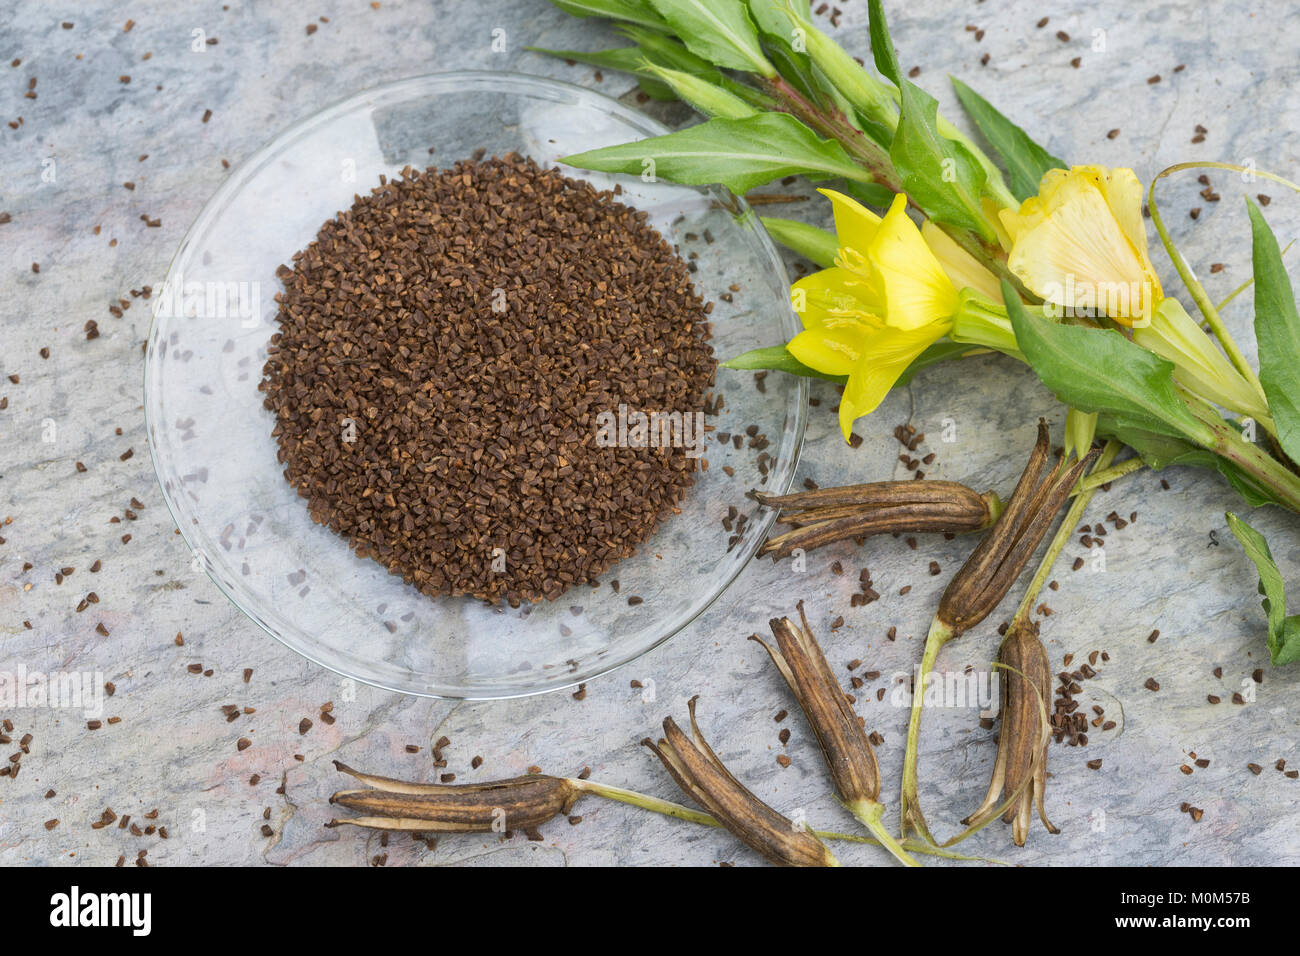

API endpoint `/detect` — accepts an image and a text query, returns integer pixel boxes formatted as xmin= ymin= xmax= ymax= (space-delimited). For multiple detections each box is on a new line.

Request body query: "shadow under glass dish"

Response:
xmin=144 ymin=72 xmax=806 ymax=699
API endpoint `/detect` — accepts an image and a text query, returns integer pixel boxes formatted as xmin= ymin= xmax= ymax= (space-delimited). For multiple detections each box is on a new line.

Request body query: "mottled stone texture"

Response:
xmin=2 ymin=1 xmax=1298 ymax=866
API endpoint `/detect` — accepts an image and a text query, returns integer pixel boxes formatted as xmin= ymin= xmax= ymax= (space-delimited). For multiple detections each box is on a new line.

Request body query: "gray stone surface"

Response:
xmin=2 ymin=0 xmax=1299 ymax=867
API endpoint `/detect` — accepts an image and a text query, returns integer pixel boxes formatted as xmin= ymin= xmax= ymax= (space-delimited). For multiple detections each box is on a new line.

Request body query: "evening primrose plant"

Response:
xmin=538 ymin=0 xmax=1300 ymax=668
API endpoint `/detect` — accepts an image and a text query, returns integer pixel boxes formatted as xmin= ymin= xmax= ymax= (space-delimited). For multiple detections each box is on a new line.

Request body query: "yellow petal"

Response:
xmin=1006 ymin=169 xmax=1157 ymax=324
xmin=817 ymin=188 xmax=883 ymax=259
xmin=791 ymin=266 xmax=874 ymax=327
xmin=787 ymin=327 xmax=862 ymax=377
xmin=869 ymin=195 xmax=958 ymax=330
xmin=1095 ymin=167 xmax=1162 ymax=306
xmin=837 ymin=324 xmax=947 ymax=441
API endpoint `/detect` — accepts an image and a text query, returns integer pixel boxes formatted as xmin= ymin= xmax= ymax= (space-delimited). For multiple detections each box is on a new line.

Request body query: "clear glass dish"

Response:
xmin=144 ymin=71 xmax=806 ymax=699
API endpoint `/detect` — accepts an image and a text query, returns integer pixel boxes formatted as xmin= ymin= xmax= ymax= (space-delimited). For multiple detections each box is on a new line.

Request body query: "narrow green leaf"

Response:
xmin=561 ymin=112 xmax=872 ymax=195
xmin=891 ymin=81 xmax=993 ymax=240
xmin=1216 ymin=458 xmax=1287 ymax=509
xmin=722 ymin=344 xmax=846 ymax=382
xmin=1226 ymin=513 xmax=1287 ymax=638
xmin=616 ymin=25 xmax=720 ymax=77
xmin=1006 ymin=284 xmax=1214 ymax=444
xmin=1247 ymin=198 xmax=1300 ymax=464
xmin=949 ymin=77 xmax=1065 ymax=203
xmin=866 ymin=0 xmax=901 ymax=85
xmin=526 ymin=47 xmax=676 ymax=99
xmin=759 ymin=217 xmax=839 ymax=268
xmin=746 ymin=0 xmax=821 ymax=104
xmin=1226 ymin=513 xmax=1300 ymax=665
xmin=645 ymin=0 xmax=774 ymax=75
xmin=549 ymin=0 xmax=670 ymax=31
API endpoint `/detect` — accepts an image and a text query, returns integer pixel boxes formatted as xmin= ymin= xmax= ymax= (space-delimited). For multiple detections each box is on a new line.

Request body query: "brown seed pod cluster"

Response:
xmin=260 ymin=153 xmax=716 ymax=605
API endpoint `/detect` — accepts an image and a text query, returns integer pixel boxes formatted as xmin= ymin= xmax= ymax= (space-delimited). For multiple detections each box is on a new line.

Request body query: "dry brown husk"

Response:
xmin=755 ymin=481 xmax=997 ymax=560
xmin=327 ymin=761 xmax=579 ymax=833
xmin=643 ymin=697 xmax=838 ymax=867
xmin=962 ymin=621 xmax=1058 ymax=845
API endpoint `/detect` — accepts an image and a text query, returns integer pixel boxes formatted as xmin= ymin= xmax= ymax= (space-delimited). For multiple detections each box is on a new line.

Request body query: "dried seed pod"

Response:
xmin=643 ymin=697 xmax=838 ymax=867
xmin=963 ymin=621 xmax=1057 ymax=845
xmin=751 ymin=607 xmax=920 ymax=866
xmin=756 ymin=482 xmax=999 ymax=560
xmin=327 ymin=763 xmax=579 ymax=833
xmin=902 ymin=421 xmax=1095 ymax=843
xmin=938 ymin=421 xmax=1098 ymax=634
xmin=753 ymin=604 xmax=879 ymax=807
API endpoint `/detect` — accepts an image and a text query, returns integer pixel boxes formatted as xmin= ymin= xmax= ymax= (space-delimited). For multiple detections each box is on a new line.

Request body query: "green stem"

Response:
xmin=1010 ymin=441 xmax=1122 ymax=629
xmin=766 ymin=75 xmax=901 ymax=193
xmin=570 ymin=779 xmax=977 ymax=862
xmin=1076 ymin=454 xmax=1142 ymax=492
xmin=848 ymin=798 xmax=921 ymax=867
xmin=1189 ymin=402 xmax=1300 ymax=512
xmin=1147 ymin=165 xmax=1267 ymax=402
xmin=570 ymin=779 xmax=716 ymax=827
xmin=899 ymin=616 xmax=953 ymax=844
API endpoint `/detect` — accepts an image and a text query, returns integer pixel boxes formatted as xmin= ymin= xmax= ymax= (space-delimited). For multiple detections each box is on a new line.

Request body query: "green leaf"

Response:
xmin=1006 ymin=284 xmax=1215 ymax=445
xmin=645 ymin=0 xmax=773 ymax=75
xmin=759 ymin=217 xmax=839 ymax=268
xmin=525 ymin=47 xmax=676 ymax=99
xmin=866 ymin=0 xmax=901 ymax=85
xmin=1247 ymin=198 xmax=1300 ymax=464
xmin=1095 ymin=418 xmax=1207 ymax=470
xmin=1097 ymin=416 xmax=1283 ymax=507
xmin=722 ymin=344 xmax=846 ymax=382
xmin=890 ymin=81 xmax=992 ymax=240
xmin=865 ymin=0 xmax=1014 ymax=215
xmin=561 ymin=112 xmax=872 ymax=195
xmin=949 ymin=77 xmax=1065 ymax=203
xmin=1278 ymin=619 xmax=1300 ymax=666
xmin=1226 ymin=512 xmax=1300 ymax=665
xmin=746 ymin=0 xmax=821 ymax=104
xmin=549 ymin=0 xmax=671 ymax=31
xmin=617 ymin=25 xmax=770 ymax=107
xmin=616 ymin=25 xmax=721 ymax=77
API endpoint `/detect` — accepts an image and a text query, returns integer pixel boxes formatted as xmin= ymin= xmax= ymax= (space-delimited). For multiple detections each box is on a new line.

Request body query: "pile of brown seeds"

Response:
xmin=260 ymin=154 xmax=715 ymax=605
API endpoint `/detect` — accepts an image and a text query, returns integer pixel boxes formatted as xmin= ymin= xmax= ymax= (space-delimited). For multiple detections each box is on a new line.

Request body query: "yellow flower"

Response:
xmin=999 ymin=166 xmax=1162 ymax=326
xmin=788 ymin=190 xmax=973 ymax=441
